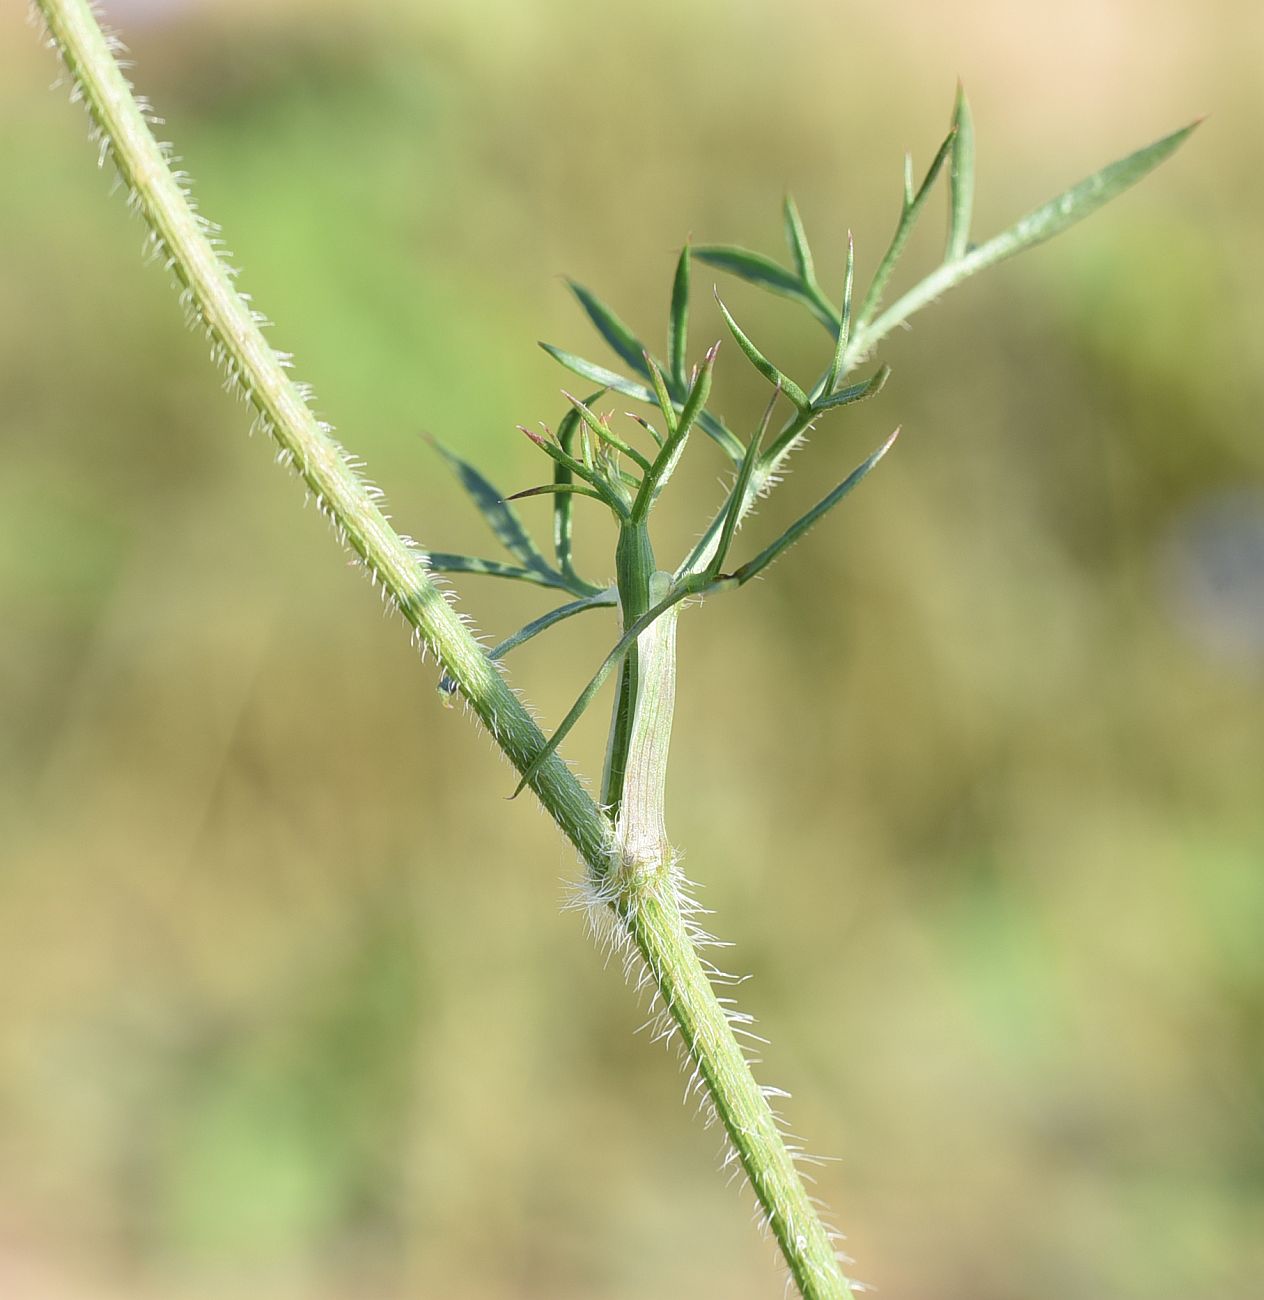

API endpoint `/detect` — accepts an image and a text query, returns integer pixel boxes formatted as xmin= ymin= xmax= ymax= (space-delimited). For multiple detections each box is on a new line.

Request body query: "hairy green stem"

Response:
xmin=625 ymin=886 xmax=847 ymax=1298
xmin=33 ymin=1 xmax=856 ymax=1294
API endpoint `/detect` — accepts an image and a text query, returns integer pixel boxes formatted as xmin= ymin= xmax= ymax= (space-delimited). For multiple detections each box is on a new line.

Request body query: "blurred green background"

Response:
xmin=2 ymin=1 xmax=1262 ymax=1296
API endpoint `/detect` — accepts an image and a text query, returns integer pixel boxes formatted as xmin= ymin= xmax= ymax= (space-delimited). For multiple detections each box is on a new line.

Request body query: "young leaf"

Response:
xmin=423 ymin=552 xmax=580 ymax=592
xmin=730 ymin=429 xmax=899 ymax=584
xmin=424 ymin=435 xmax=561 ymax=583
xmin=550 ymin=400 xmax=607 ymax=594
xmin=715 ymin=293 xmax=811 ymax=411
xmin=946 ymin=83 xmax=975 ymax=261
xmin=694 ymin=245 xmax=838 ymax=331
xmin=562 ymin=391 xmax=652 ymax=472
xmin=625 ymin=412 xmax=664 ymax=447
xmin=517 ymin=424 xmax=629 ymax=517
xmin=633 ymin=340 xmax=721 ymax=519
xmin=539 ymin=341 xmax=745 ymax=462
xmin=438 ymin=589 xmax=616 ymax=695
xmin=644 ymin=352 xmax=679 ymax=438
xmin=673 ymin=340 xmax=718 ymax=444
xmin=567 ymin=280 xmax=654 ymax=381
xmin=812 ymin=362 xmax=890 ymax=413
xmin=782 ymin=194 xmax=817 ymax=288
xmin=668 ymin=243 xmax=691 ymax=395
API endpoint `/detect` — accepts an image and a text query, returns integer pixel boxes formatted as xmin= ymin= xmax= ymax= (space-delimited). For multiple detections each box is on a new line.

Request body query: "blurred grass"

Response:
xmin=2 ymin=0 xmax=1262 ymax=1297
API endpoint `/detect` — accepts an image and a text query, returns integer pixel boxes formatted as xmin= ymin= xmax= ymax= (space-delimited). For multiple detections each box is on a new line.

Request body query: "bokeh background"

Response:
xmin=2 ymin=1 xmax=1262 ymax=1296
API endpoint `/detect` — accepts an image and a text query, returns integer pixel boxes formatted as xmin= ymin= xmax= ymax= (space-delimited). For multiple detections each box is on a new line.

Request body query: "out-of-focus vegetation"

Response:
xmin=2 ymin=1 xmax=1261 ymax=1297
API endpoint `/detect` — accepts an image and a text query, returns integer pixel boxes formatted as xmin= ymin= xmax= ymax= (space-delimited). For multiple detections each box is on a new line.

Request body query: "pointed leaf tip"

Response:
xmin=425 ymin=434 xmax=564 ymax=581
xmin=714 ymin=291 xmax=811 ymax=411
xmin=567 ymin=279 xmax=653 ymax=381
xmin=693 ymin=243 xmax=839 ymax=331
xmin=946 ymin=84 xmax=976 ymax=261
xmin=732 ymin=427 xmax=900 ymax=585
xmin=782 ymin=193 xmax=817 ymax=287
xmin=961 ymin=116 xmax=1201 ymax=273
xmin=668 ymin=242 xmax=692 ymax=394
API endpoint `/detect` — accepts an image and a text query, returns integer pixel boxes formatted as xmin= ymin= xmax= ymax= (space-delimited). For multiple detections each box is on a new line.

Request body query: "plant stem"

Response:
xmin=625 ymin=885 xmax=848 ymax=1297
xmin=33 ymin=1 xmax=857 ymax=1294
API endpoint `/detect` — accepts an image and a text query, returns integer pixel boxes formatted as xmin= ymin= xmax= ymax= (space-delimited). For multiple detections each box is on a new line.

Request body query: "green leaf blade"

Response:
xmin=946 ymin=83 xmax=975 ymax=261
xmin=423 ymin=552 xmax=579 ymax=592
xmin=782 ymin=195 xmax=816 ymax=287
xmin=731 ymin=429 xmax=899 ymax=585
xmin=824 ymin=231 xmax=855 ymax=393
xmin=668 ymin=244 xmax=691 ymax=394
xmin=714 ymin=293 xmax=811 ymax=411
xmin=438 ymin=590 xmax=616 ymax=695
xmin=540 ymin=344 xmax=650 ymax=403
xmin=964 ymin=117 xmax=1201 ymax=272
xmin=710 ymin=385 xmax=778 ymax=578
xmin=847 ymin=117 xmax=1200 ymax=369
xmin=424 ymin=436 xmax=561 ymax=582
xmin=812 ymin=362 xmax=891 ymax=413
xmin=857 ymin=128 xmax=957 ymax=331
xmin=505 ymin=482 xmax=607 ymax=503
xmin=567 ymin=280 xmax=654 ymax=382
xmin=694 ymin=244 xmax=839 ymax=331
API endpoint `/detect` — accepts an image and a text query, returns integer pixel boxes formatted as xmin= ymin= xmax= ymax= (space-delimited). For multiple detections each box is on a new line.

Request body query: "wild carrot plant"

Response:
xmin=30 ymin=1 xmax=1196 ymax=1295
